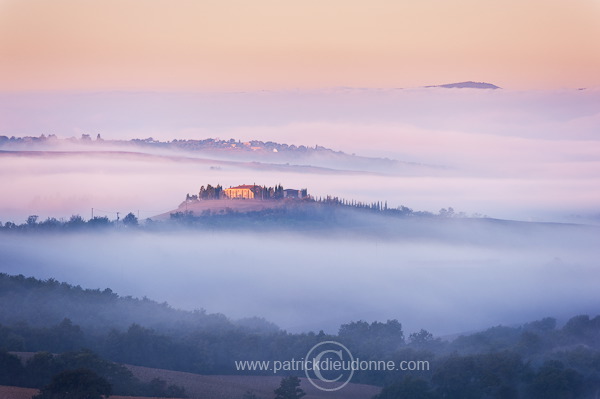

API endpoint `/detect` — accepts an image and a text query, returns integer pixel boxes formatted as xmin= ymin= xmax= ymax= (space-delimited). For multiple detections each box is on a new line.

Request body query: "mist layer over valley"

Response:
xmin=1 ymin=214 xmax=598 ymax=336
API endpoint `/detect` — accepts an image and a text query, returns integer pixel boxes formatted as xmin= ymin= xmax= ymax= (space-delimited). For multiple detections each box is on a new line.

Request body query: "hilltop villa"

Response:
xmin=224 ymin=185 xmax=256 ymax=199
xmin=193 ymin=183 xmax=307 ymax=201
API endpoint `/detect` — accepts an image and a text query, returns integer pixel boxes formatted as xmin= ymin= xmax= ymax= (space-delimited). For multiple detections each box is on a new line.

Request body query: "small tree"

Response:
xmin=274 ymin=376 xmax=305 ymax=399
xmin=409 ymin=329 xmax=434 ymax=345
xmin=67 ymin=215 xmax=86 ymax=229
xmin=123 ymin=212 xmax=138 ymax=226
xmin=33 ymin=368 xmax=112 ymax=399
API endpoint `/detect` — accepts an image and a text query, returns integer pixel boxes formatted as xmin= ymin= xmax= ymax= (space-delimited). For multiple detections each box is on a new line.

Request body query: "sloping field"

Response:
xmin=0 ymin=386 xmax=37 ymax=399
xmin=153 ymin=199 xmax=291 ymax=220
xmin=4 ymin=355 xmax=380 ymax=399
xmin=126 ymin=364 xmax=380 ymax=399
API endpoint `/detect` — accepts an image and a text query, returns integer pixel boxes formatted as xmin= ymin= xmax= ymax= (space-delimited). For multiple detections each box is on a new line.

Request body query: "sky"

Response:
xmin=1 ymin=0 xmax=600 ymax=91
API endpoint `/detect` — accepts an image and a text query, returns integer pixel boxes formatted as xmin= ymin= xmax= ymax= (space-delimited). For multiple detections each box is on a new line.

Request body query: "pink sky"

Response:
xmin=1 ymin=0 xmax=600 ymax=91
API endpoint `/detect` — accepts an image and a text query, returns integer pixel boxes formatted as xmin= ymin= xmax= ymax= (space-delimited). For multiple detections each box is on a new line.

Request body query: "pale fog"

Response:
xmin=0 ymin=224 xmax=598 ymax=336
xmin=0 ymin=88 xmax=599 ymax=336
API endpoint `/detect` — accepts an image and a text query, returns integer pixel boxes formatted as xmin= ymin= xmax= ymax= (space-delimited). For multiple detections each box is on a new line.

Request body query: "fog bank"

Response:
xmin=1 ymin=224 xmax=597 ymax=336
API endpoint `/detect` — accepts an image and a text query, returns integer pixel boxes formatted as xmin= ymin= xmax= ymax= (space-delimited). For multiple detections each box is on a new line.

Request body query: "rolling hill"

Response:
xmin=425 ymin=81 xmax=501 ymax=89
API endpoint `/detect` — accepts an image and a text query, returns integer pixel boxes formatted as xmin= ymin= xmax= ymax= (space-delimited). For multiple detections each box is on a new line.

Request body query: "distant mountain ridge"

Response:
xmin=425 ymin=81 xmax=501 ymax=89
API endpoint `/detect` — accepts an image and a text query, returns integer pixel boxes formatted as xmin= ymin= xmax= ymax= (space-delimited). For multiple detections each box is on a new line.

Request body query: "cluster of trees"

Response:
xmin=33 ymin=368 xmax=112 ymax=399
xmin=3 ymin=316 xmax=598 ymax=398
xmin=316 ymin=195 xmax=390 ymax=212
xmin=0 ymin=213 xmax=140 ymax=231
xmin=315 ymin=196 xmax=467 ymax=218
xmin=273 ymin=376 xmax=305 ymax=399
xmin=185 ymin=189 xmax=462 ymax=219
xmin=370 ymin=316 xmax=600 ymax=398
xmin=375 ymin=353 xmax=598 ymax=399
xmin=0 ymin=349 xmax=186 ymax=397
xmin=197 ymin=184 xmax=223 ymax=200
xmin=190 ymin=183 xmax=293 ymax=201
xmin=0 ymin=273 xmax=266 ymax=335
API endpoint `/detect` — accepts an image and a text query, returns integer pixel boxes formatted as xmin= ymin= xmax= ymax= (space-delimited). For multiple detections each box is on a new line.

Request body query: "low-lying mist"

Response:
xmin=2 ymin=149 xmax=599 ymax=224
xmin=1 ymin=219 xmax=598 ymax=336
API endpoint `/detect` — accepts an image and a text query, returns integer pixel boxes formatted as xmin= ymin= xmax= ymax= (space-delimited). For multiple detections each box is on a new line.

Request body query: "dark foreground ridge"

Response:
xmin=1 ymin=273 xmax=599 ymax=398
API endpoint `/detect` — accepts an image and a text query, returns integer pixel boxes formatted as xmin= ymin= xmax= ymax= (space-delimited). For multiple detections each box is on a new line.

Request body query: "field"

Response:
xmin=5 ymin=353 xmax=380 ymax=399
xmin=126 ymin=364 xmax=380 ymax=399
xmin=0 ymin=386 xmax=37 ymax=399
xmin=154 ymin=199 xmax=290 ymax=220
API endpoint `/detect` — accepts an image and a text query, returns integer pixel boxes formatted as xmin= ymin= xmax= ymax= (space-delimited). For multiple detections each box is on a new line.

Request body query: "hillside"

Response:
xmin=0 ymin=137 xmax=432 ymax=175
xmin=0 ymin=273 xmax=278 ymax=335
xmin=153 ymin=199 xmax=290 ymax=221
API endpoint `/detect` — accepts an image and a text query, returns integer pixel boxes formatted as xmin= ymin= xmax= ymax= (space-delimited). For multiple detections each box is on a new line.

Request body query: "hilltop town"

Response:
xmin=0 ymin=134 xmax=336 ymax=156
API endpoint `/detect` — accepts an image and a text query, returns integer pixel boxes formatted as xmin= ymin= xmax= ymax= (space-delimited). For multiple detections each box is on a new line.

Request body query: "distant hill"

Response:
xmin=0 ymin=273 xmax=279 ymax=334
xmin=425 ymin=81 xmax=501 ymax=89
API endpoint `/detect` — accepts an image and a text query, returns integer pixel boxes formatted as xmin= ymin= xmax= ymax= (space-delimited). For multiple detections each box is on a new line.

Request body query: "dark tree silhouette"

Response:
xmin=409 ymin=329 xmax=434 ymax=344
xmin=33 ymin=368 xmax=112 ymax=399
xmin=123 ymin=212 xmax=138 ymax=226
xmin=66 ymin=215 xmax=86 ymax=229
xmin=0 ymin=351 xmax=24 ymax=385
xmin=274 ymin=376 xmax=305 ymax=399
xmin=527 ymin=360 xmax=584 ymax=399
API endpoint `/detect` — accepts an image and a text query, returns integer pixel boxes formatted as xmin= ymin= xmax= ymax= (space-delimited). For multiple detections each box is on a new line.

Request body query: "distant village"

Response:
xmin=186 ymin=184 xmax=308 ymax=201
xmin=0 ymin=134 xmax=336 ymax=155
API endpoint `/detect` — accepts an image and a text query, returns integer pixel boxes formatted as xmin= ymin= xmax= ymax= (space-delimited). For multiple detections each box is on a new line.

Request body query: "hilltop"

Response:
xmin=0 ymin=134 xmax=433 ymax=175
xmin=425 ymin=81 xmax=501 ymax=89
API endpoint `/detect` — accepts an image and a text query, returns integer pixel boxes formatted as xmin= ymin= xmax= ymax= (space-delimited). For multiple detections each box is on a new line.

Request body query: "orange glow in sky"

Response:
xmin=1 ymin=0 xmax=600 ymax=91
